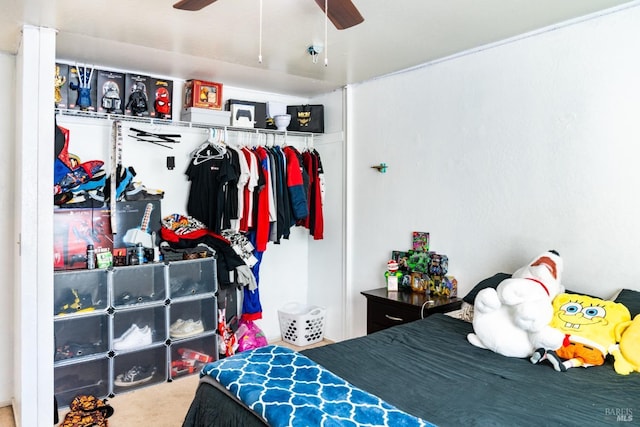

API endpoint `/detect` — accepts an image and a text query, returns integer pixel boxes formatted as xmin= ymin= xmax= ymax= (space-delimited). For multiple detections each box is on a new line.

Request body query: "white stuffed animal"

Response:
xmin=467 ymin=250 xmax=566 ymax=358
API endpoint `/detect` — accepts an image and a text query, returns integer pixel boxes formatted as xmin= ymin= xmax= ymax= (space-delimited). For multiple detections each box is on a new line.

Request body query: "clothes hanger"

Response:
xmin=190 ymin=128 xmax=226 ymax=165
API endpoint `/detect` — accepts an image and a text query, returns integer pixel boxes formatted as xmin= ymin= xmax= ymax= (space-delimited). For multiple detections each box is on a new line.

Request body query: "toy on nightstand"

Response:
xmin=385 ymin=260 xmax=403 ymax=292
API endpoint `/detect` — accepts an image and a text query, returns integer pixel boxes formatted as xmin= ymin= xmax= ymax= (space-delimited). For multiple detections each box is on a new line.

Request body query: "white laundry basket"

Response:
xmin=278 ymin=302 xmax=326 ymax=347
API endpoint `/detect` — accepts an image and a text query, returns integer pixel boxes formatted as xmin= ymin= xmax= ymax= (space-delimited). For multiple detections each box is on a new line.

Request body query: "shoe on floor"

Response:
xmin=170 ymin=319 xmax=204 ymax=338
xmin=114 ymin=365 xmax=157 ymax=387
xmin=113 ymin=325 xmax=152 ymax=351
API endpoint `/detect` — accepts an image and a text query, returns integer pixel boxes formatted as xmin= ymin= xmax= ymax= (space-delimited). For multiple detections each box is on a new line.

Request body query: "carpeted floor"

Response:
xmin=0 ymin=340 xmax=331 ymax=427
xmin=0 ymin=405 xmax=14 ymax=426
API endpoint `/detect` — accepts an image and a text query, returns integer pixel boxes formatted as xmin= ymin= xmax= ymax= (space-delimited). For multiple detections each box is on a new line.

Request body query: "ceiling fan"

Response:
xmin=172 ymin=0 xmax=364 ymax=30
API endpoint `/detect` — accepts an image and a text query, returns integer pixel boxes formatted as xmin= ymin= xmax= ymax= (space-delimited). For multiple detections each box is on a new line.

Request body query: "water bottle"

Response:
xmin=86 ymin=244 xmax=95 ymax=270
xmin=136 ymin=243 xmax=145 ymax=264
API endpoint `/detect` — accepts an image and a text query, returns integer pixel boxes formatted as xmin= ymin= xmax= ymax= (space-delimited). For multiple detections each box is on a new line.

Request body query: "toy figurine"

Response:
xmin=69 ymin=64 xmax=94 ymax=110
xmin=385 ymin=260 xmax=403 ymax=291
xmin=127 ymin=80 xmax=149 ymax=116
xmin=154 ymin=87 xmax=171 ymax=119
xmin=101 ymin=81 xmax=122 ymax=114
xmin=54 ymin=65 xmax=66 ymax=106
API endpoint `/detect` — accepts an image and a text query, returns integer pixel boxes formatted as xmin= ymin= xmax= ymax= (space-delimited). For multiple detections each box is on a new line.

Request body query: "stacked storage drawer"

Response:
xmin=54 ymin=257 xmax=218 ymax=408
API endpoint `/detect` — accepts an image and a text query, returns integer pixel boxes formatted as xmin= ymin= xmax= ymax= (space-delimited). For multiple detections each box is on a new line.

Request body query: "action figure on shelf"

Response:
xmin=127 ymin=80 xmax=149 ymax=116
xmin=54 ymin=65 xmax=66 ymax=107
xmin=154 ymin=86 xmax=171 ymax=119
xmin=69 ymin=64 xmax=94 ymax=110
xmin=101 ymin=80 xmax=122 ymax=114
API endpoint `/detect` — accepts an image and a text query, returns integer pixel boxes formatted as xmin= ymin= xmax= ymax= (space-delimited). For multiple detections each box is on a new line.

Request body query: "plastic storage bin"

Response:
xmin=278 ymin=302 xmax=326 ymax=347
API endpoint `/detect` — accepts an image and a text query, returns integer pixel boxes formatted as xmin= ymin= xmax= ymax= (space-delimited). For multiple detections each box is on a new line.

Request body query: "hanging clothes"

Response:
xmin=228 ymin=145 xmax=250 ymax=232
xmin=282 ymin=146 xmax=309 ymax=223
xmin=239 ymin=147 xmax=259 ymax=232
xmin=301 ymin=149 xmax=324 ymax=240
xmin=185 ymin=138 xmax=239 ymax=233
xmin=251 ymin=146 xmax=274 ymax=252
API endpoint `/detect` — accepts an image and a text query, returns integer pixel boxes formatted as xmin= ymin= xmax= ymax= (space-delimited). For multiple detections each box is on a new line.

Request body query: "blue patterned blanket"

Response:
xmin=201 ymin=345 xmax=435 ymax=427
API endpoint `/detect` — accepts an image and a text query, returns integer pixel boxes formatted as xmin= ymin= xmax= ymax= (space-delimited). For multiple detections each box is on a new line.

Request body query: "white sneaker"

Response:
xmin=170 ymin=319 xmax=204 ymax=338
xmin=114 ymin=325 xmax=152 ymax=350
xmin=169 ymin=319 xmax=186 ymax=335
xmin=114 ymin=323 xmax=139 ymax=343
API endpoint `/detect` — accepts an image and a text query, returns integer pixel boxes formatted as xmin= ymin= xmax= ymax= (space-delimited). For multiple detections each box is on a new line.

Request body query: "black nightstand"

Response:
xmin=361 ymin=288 xmax=462 ymax=334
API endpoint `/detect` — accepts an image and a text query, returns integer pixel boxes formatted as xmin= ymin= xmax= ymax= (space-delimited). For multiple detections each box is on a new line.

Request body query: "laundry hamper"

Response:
xmin=278 ymin=302 xmax=326 ymax=347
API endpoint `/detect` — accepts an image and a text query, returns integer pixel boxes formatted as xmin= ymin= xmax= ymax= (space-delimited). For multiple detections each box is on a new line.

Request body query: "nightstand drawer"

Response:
xmin=367 ymin=299 xmax=420 ymax=333
xmin=361 ymin=288 xmax=462 ymax=334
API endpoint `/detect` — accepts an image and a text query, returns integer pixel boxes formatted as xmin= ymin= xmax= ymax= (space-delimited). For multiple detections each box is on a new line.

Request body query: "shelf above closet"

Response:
xmin=55 ymin=108 xmax=316 ymax=139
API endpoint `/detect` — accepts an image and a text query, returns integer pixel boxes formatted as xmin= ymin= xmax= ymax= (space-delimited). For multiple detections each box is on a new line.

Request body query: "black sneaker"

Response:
xmin=114 ymin=365 xmax=157 ymax=387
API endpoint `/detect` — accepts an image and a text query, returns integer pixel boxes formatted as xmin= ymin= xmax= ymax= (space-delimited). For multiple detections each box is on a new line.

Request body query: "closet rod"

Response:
xmin=55 ymin=108 xmax=316 ymax=138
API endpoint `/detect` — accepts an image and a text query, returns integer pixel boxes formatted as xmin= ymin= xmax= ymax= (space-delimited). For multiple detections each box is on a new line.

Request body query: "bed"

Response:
xmin=182 ymin=287 xmax=640 ymax=426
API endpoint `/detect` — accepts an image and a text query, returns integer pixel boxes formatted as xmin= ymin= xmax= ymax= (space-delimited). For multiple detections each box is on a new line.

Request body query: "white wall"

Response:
xmin=307 ymin=89 xmax=346 ymax=341
xmin=0 ymin=50 xmax=15 ymax=406
xmin=346 ymin=4 xmax=640 ymax=337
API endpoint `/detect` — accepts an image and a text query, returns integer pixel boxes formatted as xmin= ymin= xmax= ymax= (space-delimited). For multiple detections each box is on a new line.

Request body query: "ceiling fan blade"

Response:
xmin=173 ymin=0 xmax=217 ymax=11
xmin=314 ymin=0 xmax=364 ymax=30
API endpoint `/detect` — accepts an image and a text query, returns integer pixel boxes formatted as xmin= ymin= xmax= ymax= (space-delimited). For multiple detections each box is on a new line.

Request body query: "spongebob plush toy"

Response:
xmin=611 ymin=314 xmax=640 ymax=375
xmin=530 ymin=293 xmax=631 ymax=371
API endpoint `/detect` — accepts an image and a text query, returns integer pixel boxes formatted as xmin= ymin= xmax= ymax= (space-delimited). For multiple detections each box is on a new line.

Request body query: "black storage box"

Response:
xmin=226 ymin=99 xmax=267 ymax=129
xmin=286 ymin=104 xmax=324 ymax=133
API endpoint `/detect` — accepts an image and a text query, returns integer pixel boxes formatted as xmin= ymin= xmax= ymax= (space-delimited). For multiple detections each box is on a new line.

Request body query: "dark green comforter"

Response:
xmin=184 ymin=314 xmax=639 ymax=426
xmin=303 ymin=314 xmax=640 ymax=426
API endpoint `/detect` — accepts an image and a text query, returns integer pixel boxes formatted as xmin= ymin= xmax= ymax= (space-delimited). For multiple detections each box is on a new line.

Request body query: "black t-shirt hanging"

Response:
xmin=186 ymin=148 xmax=238 ymax=233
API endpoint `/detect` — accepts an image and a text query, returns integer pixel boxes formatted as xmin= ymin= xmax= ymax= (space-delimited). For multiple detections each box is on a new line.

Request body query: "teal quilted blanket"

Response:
xmin=201 ymin=345 xmax=435 ymax=427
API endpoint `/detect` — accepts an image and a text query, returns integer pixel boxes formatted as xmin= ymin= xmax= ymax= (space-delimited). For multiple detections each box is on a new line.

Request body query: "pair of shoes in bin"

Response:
xmin=114 ymin=365 xmax=157 ymax=387
xmin=113 ymin=324 xmax=152 ymax=351
xmin=171 ymin=348 xmax=214 ymax=376
xmin=114 ymin=291 xmax=156 ymax=306
xmin=56 ymin=288 xmax=95 ymax=315
xmin=170 ymin=280 xmax=207 ymax=298
xmin=171 ymin=359 xmax=198 ymax=376
xmin=55 ymin=341 xmax=103 ymax=361
xmin=170 ymin=319 xmax=204 ymax=338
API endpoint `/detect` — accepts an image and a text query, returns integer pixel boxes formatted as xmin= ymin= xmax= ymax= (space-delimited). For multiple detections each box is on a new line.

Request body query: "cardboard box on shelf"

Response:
xmin=54 ymin=208 xmax=113 ymax=270
xmin=113 ymin=200 xmax=162 ymax=249
xmin=226 ymin=99 xmax=267 ymax=128
xmin=181 ymin=108 xmax=231 ymax=126
xmin=55 ymin=63 xmax=69 ymax=109
xmin=96 ymin=69 xmax=125 ymax=114
xmin=68 ymin=64 xmax=98 ymax=111
xmin=150 ymin=77 xmax=174 ymax=119
xmin=183 ymin=79 xmax=223 ymax=110
xmin=124 ymin=73 xmax=152 ymax=117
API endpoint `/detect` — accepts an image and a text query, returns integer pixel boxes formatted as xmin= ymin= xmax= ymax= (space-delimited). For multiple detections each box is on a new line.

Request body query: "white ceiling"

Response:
xmin=0 ymin=0 xmax=636 ymax=97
